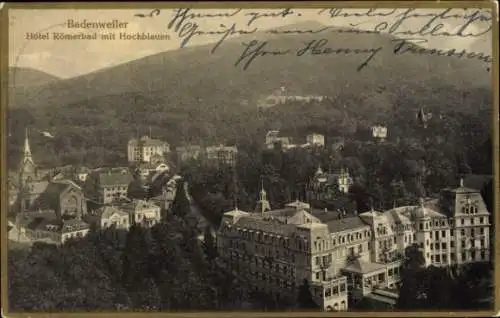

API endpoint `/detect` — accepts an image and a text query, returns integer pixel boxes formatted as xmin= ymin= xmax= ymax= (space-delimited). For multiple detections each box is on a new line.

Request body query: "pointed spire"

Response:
xmin=316 ymin=164 xmax=323 ymax=175
xmin=23 ymin=128 xmax=33 ymax=163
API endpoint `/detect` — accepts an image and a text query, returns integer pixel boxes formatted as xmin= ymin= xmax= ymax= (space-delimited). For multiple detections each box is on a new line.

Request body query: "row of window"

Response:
xmin=430 ymin=250 xmax=488 ymax=263
xmin=324 ymin=284 xmax=347 ymax=298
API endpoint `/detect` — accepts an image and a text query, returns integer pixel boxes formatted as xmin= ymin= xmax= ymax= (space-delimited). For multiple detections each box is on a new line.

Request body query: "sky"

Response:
xmin=8 ymin=7 xmax=493 ymax=79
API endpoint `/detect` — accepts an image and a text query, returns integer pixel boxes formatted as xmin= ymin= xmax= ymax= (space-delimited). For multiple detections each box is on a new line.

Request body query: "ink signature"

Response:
xmin=318 ymin=8 xmax=492 ymax=38
xmin=132 ymin=8 xmax=492 ymax=72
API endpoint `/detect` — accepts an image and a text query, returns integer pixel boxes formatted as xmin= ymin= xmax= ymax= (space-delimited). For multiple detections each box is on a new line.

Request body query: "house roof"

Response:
xmin=463 ymin=174 xmax=492 ymax=191
xmin=325 ymin=216 xmax=369 ymax=233
xmin=176 ymin=145 xmax=202 ymax=151
xmin=61 ymin=218 xmax=89 ymax=233
xmin=29 ymin=180 xmax=79 ymax=212
xmin=119 ymin=199 xmax=160 ymax=212
xmin=25 ymin=180 xmax=50 ymax=195
xmin=129 ymin=136 xmax=167 ymax=147
xmin=98 ymin=171 xmax=133 ymax=187
xmin=234 ymin=215 xmax=298 ymax=236
xmin=343 ymin=259 xmax=387 ymax=274
xmin=99 ymin=206 xmax=129 ymax=219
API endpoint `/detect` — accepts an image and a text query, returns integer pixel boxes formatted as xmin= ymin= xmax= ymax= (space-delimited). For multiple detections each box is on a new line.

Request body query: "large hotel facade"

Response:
xmin=216 ymin=180 xmax=491 ymax=311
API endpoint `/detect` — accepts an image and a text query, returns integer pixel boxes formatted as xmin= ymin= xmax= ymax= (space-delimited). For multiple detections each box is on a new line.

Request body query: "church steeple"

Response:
xmin=19 ymin=127 xmax=37 ymax=183
xmin=23 ymin=128 xmax=34 ymax=165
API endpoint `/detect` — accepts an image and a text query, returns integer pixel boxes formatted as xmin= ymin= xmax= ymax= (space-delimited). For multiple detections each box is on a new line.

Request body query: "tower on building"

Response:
xmin=19 ymin=128 xmax=37 ymax=184
xmin=254 ymin=179 xmax=271 ymax=213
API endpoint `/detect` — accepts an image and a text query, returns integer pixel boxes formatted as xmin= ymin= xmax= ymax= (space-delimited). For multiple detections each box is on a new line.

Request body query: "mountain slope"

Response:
xmin=9 ymin=22 xmax=491 ymax=111
xmin=9 ymin=67 xmax=59 ymax=88
xmin=6 ymin=22 xmax=492 ymax=168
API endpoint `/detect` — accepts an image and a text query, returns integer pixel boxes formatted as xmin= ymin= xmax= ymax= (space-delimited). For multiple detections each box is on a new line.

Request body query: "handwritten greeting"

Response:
xmin=133 ymin=8 xmax=493 ymax=72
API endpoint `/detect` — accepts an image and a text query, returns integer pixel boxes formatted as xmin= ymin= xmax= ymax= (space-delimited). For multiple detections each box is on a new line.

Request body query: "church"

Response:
xmin=9 ymin=129 xmax=90 ymax=246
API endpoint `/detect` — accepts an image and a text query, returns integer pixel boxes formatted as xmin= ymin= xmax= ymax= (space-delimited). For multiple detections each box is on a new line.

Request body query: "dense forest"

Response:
xmin=8 ymin=180 xmax=320 ymax=312
xmin=7 ymin=83 xmax=492 ymax=171
xmin=395 ymin=244 xmax=493 ymax=310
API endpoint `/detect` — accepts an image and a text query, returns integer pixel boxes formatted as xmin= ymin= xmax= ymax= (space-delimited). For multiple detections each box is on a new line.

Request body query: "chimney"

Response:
xmin=459 ymin=178 xmax=464 ymax=187
xmin=324 ymin=208 xmax=328 ymax=213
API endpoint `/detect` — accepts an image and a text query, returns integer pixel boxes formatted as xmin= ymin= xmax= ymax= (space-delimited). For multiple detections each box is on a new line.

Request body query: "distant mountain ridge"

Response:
xmin=8 ymin=21 xmax=491 ymax=110
xmin=6 ymin=22 xmax=492 ymax=167
xmin=9 ymin=67 xmax=59 ymax=88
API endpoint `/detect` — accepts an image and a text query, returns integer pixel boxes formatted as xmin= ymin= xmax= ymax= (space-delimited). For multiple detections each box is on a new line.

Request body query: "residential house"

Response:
xmin=306 ymin=166 xmax=354 ymax=202
xmin=87 ymin=205 xmax=130 ymax=230
xmin=265 ymin=130 xmax=292 ymax=150
xmin=18 ymin=179 xmax=88 ymax=220
xmin=128 ymin=136 xmax=170 ymax=163
xmin=206 ymin=145 xmax=238 ymax=167
xmin=371 ymin=125 xmax=388 ymax=141
xmin=176 ymin=145 xmax=203 ymax=163
xmin=14 ymin=214 xmax=90 ymax=245
xmin=306 ymin=134 xmax=325 ymax=148
xmin=84 ymin=168 xmax=134 ymax=204
xmin=119 ymin=199 xmax=161 ymax=228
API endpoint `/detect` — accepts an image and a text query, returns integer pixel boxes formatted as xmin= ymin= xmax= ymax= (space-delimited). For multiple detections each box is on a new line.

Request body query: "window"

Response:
xmin=325 ymin=288 xmax=332 ymax=298
xmin=461 ymin=219 xmax=464 ymax=225
xmin=441 ymin=242 xmax=446 ymax=249
xmin=315 ymin=272 xmax=320 ymax=280
xmin=436 ymin=255 xmax=441 ymax=262
xmin=450 ymin=241 xmax=455 ymax=248
xmin=441 ymin=230 xmax=446 ymax=237
xmin=436 ymin=231 xmax=440 ymax=239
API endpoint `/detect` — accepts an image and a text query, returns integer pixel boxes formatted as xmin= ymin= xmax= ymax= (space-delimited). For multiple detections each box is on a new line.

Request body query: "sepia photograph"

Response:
xmin=2 ymin=2 xmax=497 ymax=316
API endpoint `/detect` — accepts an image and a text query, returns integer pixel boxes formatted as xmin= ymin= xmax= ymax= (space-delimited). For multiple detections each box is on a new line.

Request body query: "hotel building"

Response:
xmin=216 ymin=179 xmax=491 ymax=311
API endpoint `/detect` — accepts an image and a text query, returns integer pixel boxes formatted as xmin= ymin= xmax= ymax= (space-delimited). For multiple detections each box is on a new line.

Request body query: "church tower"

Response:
xmin=19 ymin=128 xmax=37 ymax=184
xmin=254 ymin=179 xmax=271 ymax=214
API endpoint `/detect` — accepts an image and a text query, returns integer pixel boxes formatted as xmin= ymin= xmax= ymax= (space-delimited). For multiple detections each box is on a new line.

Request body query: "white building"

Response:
xmin=371 ymin=125 xmax=388 ymax=141
xmin=119 ymin=199 xmax=162 ymax=228
xmin=306 ymin=134 xmax=325 ymax=148
xmin=217 ymin=179 xmax=491 ymax=311
xmin=128 ymin=136 xmax=170 ymax=163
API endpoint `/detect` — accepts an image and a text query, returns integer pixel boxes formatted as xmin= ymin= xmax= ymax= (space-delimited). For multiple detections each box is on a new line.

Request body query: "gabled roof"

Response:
xmin=343 ymin=259 xmax=386 ymax=274
xmin=29 ymin=180 xmax=81 ymax=212
xmin=463 ymin=174 xmax=492 ymax=191
xmin=325 ymin=216 xmax=369 ymax=233
xmin=25 ymin=180 xmax=50 ymax=195
xmin=61 ymin=218 xmax=89 ymax=233
xmin=234 ymin=215 xmax=298 ymax=236
xmin=98 ymin=170 xmax=133 ymax=187
xmin=129 ymin=136 xmax=168 ymax=147
xmin=99 ymin=206 xmax=129 ymax=219
xmin=119 ymin=199 xmax=160 ymax=212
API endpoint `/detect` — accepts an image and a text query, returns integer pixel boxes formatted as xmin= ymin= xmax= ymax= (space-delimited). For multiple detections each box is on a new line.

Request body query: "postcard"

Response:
xmin=2 ymin=2 xmax=497 ymax=317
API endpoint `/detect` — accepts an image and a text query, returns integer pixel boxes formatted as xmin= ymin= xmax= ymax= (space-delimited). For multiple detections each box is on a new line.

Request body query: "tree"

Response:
xmin=297 ymin=279 xmax=319 ymax=309
xmin=171 ymin=180 xmax=191 ymax=219
xmin=127 ymin=177 xmax=148 ymax=200
xmin=396 ymin=244 xmax=426 ymax=309
xmin=202 ymin=225 xmax=218 ymax=263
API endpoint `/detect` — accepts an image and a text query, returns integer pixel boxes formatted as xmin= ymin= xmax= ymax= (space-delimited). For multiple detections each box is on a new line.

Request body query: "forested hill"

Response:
xmin=7 ymin=21 xmax=492 ymax=169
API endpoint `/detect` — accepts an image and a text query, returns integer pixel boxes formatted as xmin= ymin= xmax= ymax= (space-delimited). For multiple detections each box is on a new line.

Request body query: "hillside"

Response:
xmin=9 ymin=21 xmax=490 ymax=110
xmin=6 ymin=22 xmax=493 ymax=168
xmin=9 ymin=67 xmax=59 ymax=87
xmin=9 ymin=67 xmax=60 ymax=109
